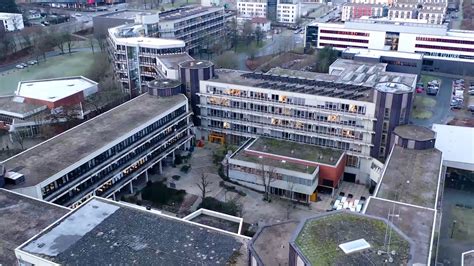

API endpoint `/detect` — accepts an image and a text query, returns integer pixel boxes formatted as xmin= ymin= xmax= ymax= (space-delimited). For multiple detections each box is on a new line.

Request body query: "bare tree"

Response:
xmin=285 ymin=182 xmax=295 ymax=219
xmin=197 ymin=172 xmax=212 ymax=199
xmin=214 ymin=51 xmax=238 ymax=69
xmin=89 ymin=37 xmax=95 ymax=54
xmin=64 ymin=33 xmax=74 ymax=54
xmin=258 ymin=158 xmax=277 ymax=201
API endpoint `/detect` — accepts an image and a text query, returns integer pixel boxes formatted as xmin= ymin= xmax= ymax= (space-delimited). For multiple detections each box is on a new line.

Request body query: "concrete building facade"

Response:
xmin=305 ymin=19 xmax=474 ymax=75
xmin=0 ymin=13 xmax=24 ymax=32
xmin=157 ymin=6 xmax=225 ymax=54
xmin=1 ymin=92 xmax=193 ymax=209
xmin=196 ymin=60 xmax=417 ymax=184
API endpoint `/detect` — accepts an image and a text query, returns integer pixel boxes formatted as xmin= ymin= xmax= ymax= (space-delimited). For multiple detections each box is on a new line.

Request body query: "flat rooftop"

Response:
xmin=16 ymin=76 xmax=98 ymax=103
xmin=0 ymin=189 xmax=69 ymax=266
xmin=109 ymin=25 xmax=186 ymax=49
xmin=376 ymin=146 xmax=442 ymax=209
xmin=159 ymin=6 xmax=222 ymax=21
xmin=0 ymin=96 xmax=46 ymax=118
xmin=432 ymin=124 xmax=474 ymax=171
xmin=394 ymin=125 xmax=436 ymax=141
xmin=98 ymin=10 xmax=151 ymax=20
xmin=179 ymin=60 xmax=213 ymax=69
xmin=292 ymin=212 xmax=412 ymax=265
xmin=364 ymin=197 xmax=435 ymax=265
xmin=250 ymin=221 xmax=299 ymax=265
xmin=157 ymin=53 xmax=194 ymax=69
xmin=19 ymin=198 xmax=249 ymax=265
xmin=463 ymin=251 xmax=474 ymax=266
xmin=2 ymin=94 xmax=187 ymax=189
xmin=248 ymin=137 xmax=344 ymax=166
xmin=344 ymin=47 xmax=424 ymax=60
xmin=212 ymin=69 xmax=375 ymax=102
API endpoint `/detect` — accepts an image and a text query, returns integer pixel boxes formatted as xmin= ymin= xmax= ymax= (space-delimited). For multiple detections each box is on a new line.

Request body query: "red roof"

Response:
xmin=251 ymin=17 xmax=269 ymax=24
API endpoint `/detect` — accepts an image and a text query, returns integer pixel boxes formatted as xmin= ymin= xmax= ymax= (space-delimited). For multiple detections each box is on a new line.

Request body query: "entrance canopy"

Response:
xmin=432 ymin=124 xmax=474 ymax=171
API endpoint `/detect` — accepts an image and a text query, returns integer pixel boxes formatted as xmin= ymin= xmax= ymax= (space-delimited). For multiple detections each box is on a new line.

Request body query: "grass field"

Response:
xmin=0 ymin=51 xmax=95 ymax=96
xmin=452 ymin=206 xmax=474 ymax=241
xmin=412 ymin=95 xmax=436 ymax=119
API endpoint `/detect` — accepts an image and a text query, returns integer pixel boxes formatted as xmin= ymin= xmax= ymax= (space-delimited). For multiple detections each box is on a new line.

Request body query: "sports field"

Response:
xmin=0 ymin=51 xmax=95 ymax=96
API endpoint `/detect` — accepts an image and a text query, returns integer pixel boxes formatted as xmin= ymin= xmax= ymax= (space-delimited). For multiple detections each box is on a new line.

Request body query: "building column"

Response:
xmin=172 ymin=151 xmax=175 ymax=161
xmin=145 ymin=169 xmax=149 ymax=183
xmin=112 ymin=193 xmax=116 ymax=201
xmin=129 ymin=182 xmax=134 ymax=194
xmin=158 ymin=161 xmax=163 ymax=175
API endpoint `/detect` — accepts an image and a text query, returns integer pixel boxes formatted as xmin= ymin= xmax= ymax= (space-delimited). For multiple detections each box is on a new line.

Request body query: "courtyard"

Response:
xmin=125 ymin=141 xmax=371 ymax=228
xmin=0 ymin=51 xmax=95 ymax=96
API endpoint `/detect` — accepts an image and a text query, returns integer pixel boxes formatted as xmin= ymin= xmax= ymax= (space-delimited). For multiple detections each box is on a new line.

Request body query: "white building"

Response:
xmin=237 ymin=0 xmax=301 ymax=24
xmin=237 ymin=0 xmax=268 ymax=18
xmin=276 ymin=2 xmax=301 ymax=24
xmin=305 ymin=19 xmax=474 ymax=75
xmin=108 ymin=24 xmax=186 ymax=96
xmin=0 ymin=13 xmax=24 ymax=32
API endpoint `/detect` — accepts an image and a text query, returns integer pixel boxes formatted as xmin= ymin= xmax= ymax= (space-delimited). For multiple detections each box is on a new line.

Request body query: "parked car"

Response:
xmin=27 ymin=60 xmax=38 ymax=65
xmin=74 ymin=13 xmax=82 ymax=17
xmin=20 ymin=63 xmax=28 ymax=67
xmin=468 ymin=90 xmax=474 ymax=95
xmin=15 ymin=64 xmax=24 ymax=69
xmin=426 ymin=86 xmax=439 ymax=96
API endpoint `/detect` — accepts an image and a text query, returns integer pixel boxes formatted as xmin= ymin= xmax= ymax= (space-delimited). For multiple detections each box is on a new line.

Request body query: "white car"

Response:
xmin=74 ymin=13 xmax=82 ymax=17
xmin=15 ymin=64 xmax=24 ymax=69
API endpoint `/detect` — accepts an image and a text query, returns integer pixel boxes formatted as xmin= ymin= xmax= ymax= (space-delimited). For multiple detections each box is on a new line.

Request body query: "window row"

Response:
xmin=320 ymin=29 xmax=369 ymax=37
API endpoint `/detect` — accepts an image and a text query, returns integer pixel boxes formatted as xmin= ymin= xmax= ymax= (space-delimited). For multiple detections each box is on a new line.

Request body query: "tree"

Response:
xmin=89 ymin=38 xmax=95 ymax=54
xmin=196 ymin=172 xmax=212 ymax=200
xmin=64 ymin=33 xmax=74 ymax=54
xmin=254 ymin=26 xmax=264 ymax=45
xmin=95 ymin=34 xmax=107 ymax=52
xmin=215 ymin=51 xmax=238 ymax=69
xmin=51 ymin=33 xmax=67 ymax=54
xmin=246 ymin=45 xmax=257 ymax=60
xmin=0 ymin=0 xmax=19 ymax=14
xmin=227 ymin=18 xmax=239 ymax=51
xmin=258 ymin=158 xmax=277 ymax=201
xmin=285 ymin=182 xmax=296 ymax=219
xmin=315 ymin=46 xmax=338 ymax=73
xmin=0 ymin=35 xmax=15 ymax=60
xmin=242 ymin=20 xmax=253 ymax=42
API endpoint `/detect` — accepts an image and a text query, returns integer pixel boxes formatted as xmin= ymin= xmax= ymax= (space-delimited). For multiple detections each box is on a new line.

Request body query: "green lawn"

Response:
xmin=452 ymin=206 xmax=474 ymax=241
xmin=0 ymin=51 xmax=95 ymax=96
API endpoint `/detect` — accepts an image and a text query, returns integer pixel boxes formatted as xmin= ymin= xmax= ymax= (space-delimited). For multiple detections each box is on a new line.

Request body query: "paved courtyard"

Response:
xmin=157 ymin=142 xmax=372 ymax=226
xmin=437 ymin=188 xmax=474 ymax=266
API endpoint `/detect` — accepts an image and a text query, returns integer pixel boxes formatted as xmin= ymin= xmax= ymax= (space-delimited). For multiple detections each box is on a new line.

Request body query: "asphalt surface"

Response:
xmin=410 ymin=75 xmax=455 ymax=127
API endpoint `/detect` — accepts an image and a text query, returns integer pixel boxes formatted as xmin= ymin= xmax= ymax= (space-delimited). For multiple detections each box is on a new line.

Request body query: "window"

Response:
xmin=346 ymin=155 xmax=360 ymax=168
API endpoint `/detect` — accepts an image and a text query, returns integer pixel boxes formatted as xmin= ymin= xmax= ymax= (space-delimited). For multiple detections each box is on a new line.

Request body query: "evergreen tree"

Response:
xmin=0 ymin=0 xmax=19 ymax=13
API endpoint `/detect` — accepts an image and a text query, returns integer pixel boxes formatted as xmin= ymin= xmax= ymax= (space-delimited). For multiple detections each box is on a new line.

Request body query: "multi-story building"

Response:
xmin=0 ymin=76 xmax=98 ymax=137
xmin=305 ymin=19 xmax=474 ymax=75
xmin=237 ymin=0 xmax=300 ymax=24
xmin=0 ymin=13 xmax=24 ymax=32
xmin=197 ymin=59 xmax=417 ymax=183
xmin=237 ymin=0 xmax=268 ymax=17
xmin=341 ymin=3 xmax=385 ymax=21
xmin=0 ymin=91 xmax=193 ymax=209
xmin=228 ymin=137 xmax=346 ymax=202
xmin=387 ymin=6 xmax=417 ymax=20
xmin=276 ymin=0 xmax=300 ymax=24
xmin=157 ymin=6 xmax=225 ymax=54
xmin=418 ymin=2 xmax=446 ymax=24
xmin=93 ymin=10 xmax=160 ymax=38
xmin=107 ymin=24 xmax=186 ymax=96
xmin=14 ymin=197 xmax=250 ymax=265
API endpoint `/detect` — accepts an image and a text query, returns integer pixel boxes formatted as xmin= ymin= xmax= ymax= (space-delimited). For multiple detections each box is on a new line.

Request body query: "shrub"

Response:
xmin=199 ymin=197 xmax=241 ymax=216
xmin=174 ymin=154 xmax=183 ymax=165
xmin=141 ymin=182 xmax=186 ymax=206
xmin=180 ymin=164 xmax=191 ymax=173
